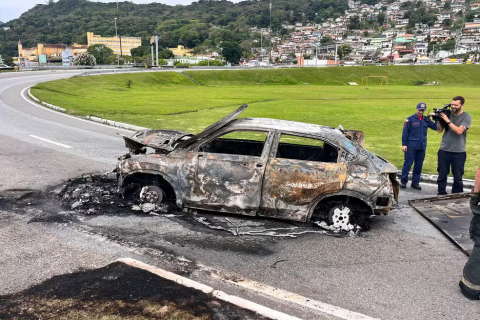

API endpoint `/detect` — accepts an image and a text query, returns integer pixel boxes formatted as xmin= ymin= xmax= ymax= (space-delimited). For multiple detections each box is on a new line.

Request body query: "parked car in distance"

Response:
xmin=0 ymin=64 xmax=14 ymax=71
xmin=117 ymin=105 xmax=399 ymax=231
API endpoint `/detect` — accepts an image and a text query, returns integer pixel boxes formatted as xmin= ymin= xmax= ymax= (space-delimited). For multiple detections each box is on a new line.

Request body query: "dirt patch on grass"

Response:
xmin=0 ymin=262 xmax=267 ymax=320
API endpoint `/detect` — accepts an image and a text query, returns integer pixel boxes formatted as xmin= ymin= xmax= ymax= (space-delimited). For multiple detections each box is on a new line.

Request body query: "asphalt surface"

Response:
xmin=0 ymin=71 xmax=478 ymax=320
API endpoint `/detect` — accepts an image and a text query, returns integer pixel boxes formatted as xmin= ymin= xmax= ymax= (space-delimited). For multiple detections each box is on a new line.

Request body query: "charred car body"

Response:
xmin=117 ymin=105 xmax=399 ymax=230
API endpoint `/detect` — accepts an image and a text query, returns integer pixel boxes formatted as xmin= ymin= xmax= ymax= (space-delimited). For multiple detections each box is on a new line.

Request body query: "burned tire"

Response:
xmin=140 ymin=185 xmax=164 ymax=205
xmin=312 ymin=199 xmax=370 ymax=231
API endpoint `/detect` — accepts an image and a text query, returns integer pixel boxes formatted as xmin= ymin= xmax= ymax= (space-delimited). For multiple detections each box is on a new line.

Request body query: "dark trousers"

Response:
xmin=462 ymin=194 xmax=480 ymax=288
xmin=437 ymin=149 xmax=466 ymax=194
xmin=401 ymin=148 xmax=425 ymax=184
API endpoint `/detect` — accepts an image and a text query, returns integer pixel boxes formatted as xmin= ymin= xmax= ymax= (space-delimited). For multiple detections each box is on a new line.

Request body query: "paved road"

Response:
xmin=0 ymin=71 xmax=477 ymax=320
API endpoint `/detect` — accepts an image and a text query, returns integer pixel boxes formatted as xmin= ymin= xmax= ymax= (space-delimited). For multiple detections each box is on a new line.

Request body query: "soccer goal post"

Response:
xmin=361 ymin=76 xmax=388 ymax=89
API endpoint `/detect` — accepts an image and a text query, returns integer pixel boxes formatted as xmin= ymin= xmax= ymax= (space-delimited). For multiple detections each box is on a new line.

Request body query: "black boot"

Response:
xmin=411 ymin=183 xmax=422 ymax=190
xmin=459 ymin=279 xmax=480 ymax=300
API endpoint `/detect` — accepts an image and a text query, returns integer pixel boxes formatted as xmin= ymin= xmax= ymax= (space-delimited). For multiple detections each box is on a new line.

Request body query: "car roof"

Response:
xmin=228 ymin=117 xmax=339 ymax=136
xmin=227 ymin=118 xmax=358 ymax=153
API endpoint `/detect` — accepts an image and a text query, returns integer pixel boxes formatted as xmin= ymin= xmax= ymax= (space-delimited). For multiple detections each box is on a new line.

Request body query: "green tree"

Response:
xmin=320 ymin=35 xmax=334 ymax=44
xmin=86 ymin=44 xmax=113 ymax=65
xmin=131 ymin=45 xmax=151 ymax=58
xmin=159 ymin=49 xmax=174 ymax=59
xmin=377 ymin=12 xmax=386 ymax=25
xmin=220 ymin=41 xmax=242 ymax=64
xmin=337 ymin=44 xmax=352 ymax=60
xmin=348 ymin=16 xmax=362 ymax=30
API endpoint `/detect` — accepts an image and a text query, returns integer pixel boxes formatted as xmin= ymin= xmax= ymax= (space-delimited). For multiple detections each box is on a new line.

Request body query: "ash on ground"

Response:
xmin=56 ymin=173 xmax=171 ymax=216
xmin=0 ymin=173 xmax=366 ymax=238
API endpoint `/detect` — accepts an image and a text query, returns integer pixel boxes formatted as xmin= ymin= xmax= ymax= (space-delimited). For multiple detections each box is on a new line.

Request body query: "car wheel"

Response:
xmin=312 ymin=201 xmax=368 ymax=231
xmin=140 ymin=185 xmax=164 ymax=205
xmin=328 ymin=205 xmax=353 ymax=229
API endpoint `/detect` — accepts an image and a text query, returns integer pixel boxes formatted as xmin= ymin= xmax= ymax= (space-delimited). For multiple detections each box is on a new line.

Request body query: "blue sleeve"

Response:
xmin=427 ymin=118 xmax=437 ymax=130
xmin=402 ymin=118 xmax=410 ymax=146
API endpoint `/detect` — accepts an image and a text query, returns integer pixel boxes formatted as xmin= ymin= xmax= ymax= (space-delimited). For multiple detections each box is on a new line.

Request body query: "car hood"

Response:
xmin=175 ymin=104 xmax=248 ymax=149
xmin=123 ymin=129 xmax=194 ymax=153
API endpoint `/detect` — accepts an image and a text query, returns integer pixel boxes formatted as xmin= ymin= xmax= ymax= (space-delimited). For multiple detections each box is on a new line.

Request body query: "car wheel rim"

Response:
xmin=331 ymin=206 xmax=351 ymax=228
xmin=140 ymin=186 xmax=164 ymax=204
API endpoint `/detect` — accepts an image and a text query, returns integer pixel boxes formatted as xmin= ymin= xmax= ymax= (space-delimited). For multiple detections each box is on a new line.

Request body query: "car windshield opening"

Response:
xmin=276 ymin=134 xmax=338 ymax=163
xmin=199 ymin=131 xmax=267 ymax=157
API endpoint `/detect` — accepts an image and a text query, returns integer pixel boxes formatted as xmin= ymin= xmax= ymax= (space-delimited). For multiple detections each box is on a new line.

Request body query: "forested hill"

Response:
xmin=0 ymin=0 xmax=349 ymax=57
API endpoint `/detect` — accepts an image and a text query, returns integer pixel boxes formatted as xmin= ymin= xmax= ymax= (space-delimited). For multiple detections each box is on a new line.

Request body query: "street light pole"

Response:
xmin=335 ymin=43 xmax=338 ymax=65
xmin=261 ymin=32 xmax=263 ymax=62
xmin=269 ymin=1 xmax=272 ymax=64
xmin=114 ymin=18 xmax=119 ymax=65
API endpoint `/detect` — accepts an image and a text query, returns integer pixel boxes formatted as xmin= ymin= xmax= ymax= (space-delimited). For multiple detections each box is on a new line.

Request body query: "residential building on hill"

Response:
xmin=87 ymin=32 xmax=141 ymax=56
xmin=17 ymin=40 xmax=87 ymax=62
xmin=168 ymin=45 xmax=194 ymax=57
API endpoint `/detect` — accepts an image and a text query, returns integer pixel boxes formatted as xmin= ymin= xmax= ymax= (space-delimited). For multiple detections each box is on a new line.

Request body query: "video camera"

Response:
xmin=431 ymin=104 xmax=452 ymax=128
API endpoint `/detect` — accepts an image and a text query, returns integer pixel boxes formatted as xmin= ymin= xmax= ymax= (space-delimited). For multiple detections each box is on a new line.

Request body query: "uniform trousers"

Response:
xmin=401 ymin=148 xmax=425 ymax=185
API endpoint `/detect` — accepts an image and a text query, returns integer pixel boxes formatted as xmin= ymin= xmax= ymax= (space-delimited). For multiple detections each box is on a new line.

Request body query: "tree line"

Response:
xmin=0 ymin=0 xmax=349 ymax=64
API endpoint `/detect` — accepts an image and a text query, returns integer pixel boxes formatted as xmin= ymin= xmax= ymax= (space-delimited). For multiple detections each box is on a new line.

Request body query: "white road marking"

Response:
xmin=201 ymin=264 xmax=381 ymax=320
xmin=118 ymin=258 xmax=303 ymax=320
xmin=29 ymin=135 xmax=73 ymax=149
xmin=20 ymin=86 xmax=133 ymax=133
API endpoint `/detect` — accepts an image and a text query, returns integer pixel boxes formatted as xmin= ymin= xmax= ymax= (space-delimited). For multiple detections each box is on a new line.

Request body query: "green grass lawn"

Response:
xmin=31 ymin=67 xmax=480 ymax=178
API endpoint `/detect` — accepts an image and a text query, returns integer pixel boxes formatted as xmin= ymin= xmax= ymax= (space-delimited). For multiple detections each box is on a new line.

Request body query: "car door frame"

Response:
xmin=181 ymin=127 xmax=275 ymax=215
xmin=259 ymin=130 xmax=348 ymax=221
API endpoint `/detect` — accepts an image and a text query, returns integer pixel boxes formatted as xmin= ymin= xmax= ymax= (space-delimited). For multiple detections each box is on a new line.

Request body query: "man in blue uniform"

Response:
xmin=400 ymin=103 xmax=437 ymax=190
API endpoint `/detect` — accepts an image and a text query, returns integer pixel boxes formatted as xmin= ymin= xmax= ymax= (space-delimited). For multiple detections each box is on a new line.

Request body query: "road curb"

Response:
xmin=27 ymin=88 xmax=148 ymax=132
xmin=396 ymin=171 xmax=475 ymax=188
xmin=117 ymin=258 xmax=302 ymax=320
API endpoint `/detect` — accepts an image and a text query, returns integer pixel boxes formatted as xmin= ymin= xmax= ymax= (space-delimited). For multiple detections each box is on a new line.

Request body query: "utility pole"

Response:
xmin=155 ymin=35 xmax=159 ymax=66
xmin=334 ymin=43 xmax=338 ymax=65
xmin=114 ymin=17 xmax=119 ymax=65
xmin=151 ymin=44 xmax=154 ymax=66
xmin=269 ymin=1 xmax=272 ymax=64
xmin=261 ymin=32 xmax=263 ymax=62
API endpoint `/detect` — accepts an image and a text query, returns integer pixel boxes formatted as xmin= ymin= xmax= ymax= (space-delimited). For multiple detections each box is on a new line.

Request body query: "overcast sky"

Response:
xmin=0 ymin=0 xmax=201 ymax=23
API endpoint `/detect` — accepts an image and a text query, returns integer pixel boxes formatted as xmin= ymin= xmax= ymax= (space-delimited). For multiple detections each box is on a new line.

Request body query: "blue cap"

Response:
xmin=417 ymin=102 xmax=426 ymax=110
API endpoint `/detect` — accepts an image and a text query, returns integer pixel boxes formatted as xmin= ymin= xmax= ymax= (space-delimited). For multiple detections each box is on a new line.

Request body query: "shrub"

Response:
xmin=73 ymin=53 xmax=96 ymax=66
xmin=412 ymin=80 xmax=427 ymax=86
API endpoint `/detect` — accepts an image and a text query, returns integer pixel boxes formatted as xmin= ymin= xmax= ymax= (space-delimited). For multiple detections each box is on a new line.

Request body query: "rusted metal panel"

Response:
xmin=183 ymin=153 xmax=265 ymax=215
xmin=260 ymin=160 xmax=347 ymax=221
xmin=122 ymin=129 xmax=193 ymax=153
xmin=410 ymin=194 xmax=473 ymax=255
xmin=344 ymin=130 xmax=364 ymax=147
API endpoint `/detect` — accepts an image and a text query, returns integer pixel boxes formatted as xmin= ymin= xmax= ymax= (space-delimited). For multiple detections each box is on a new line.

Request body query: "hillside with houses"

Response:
xmin=1 ymin=0 xmax=479 ymax=66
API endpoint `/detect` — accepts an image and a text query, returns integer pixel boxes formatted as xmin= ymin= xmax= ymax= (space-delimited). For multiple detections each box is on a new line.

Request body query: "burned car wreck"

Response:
xmin=117 ymin=104 xmax=399 ymax=230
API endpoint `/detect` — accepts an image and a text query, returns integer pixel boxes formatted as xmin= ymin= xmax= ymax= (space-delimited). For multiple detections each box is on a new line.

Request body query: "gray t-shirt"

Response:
xmin=440 ymin=111 xmax=472 ymax=153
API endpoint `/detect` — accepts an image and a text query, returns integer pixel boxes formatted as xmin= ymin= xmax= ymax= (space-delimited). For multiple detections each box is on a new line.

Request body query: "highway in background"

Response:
xmin=0 ymin=71 xmax=477 ymax=320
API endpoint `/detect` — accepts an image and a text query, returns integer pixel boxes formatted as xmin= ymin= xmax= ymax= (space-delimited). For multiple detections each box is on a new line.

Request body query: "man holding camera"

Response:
xmin=400 ymin=102 xmax=437 ymax=190
xmin=436 ymin=96 xmax=472 ymax=195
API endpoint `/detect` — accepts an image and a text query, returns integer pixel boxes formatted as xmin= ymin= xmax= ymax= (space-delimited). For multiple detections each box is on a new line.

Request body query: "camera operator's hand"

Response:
xmin=440 ymin=112 xmax=449 ymax=122
xmin=402 ymin=146 xmax=407 ymax=152
xmin=428 ymin=112 xmax=435 ymax=117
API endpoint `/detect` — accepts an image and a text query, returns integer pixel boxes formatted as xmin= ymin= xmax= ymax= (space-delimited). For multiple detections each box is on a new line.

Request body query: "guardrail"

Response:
xmin=16 ymin=61 xmax=479 ymax=73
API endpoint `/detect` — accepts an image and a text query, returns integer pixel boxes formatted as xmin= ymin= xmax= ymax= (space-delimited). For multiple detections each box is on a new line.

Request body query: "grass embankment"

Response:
xmin=31 ymin=66 xmax=480 ymax=178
